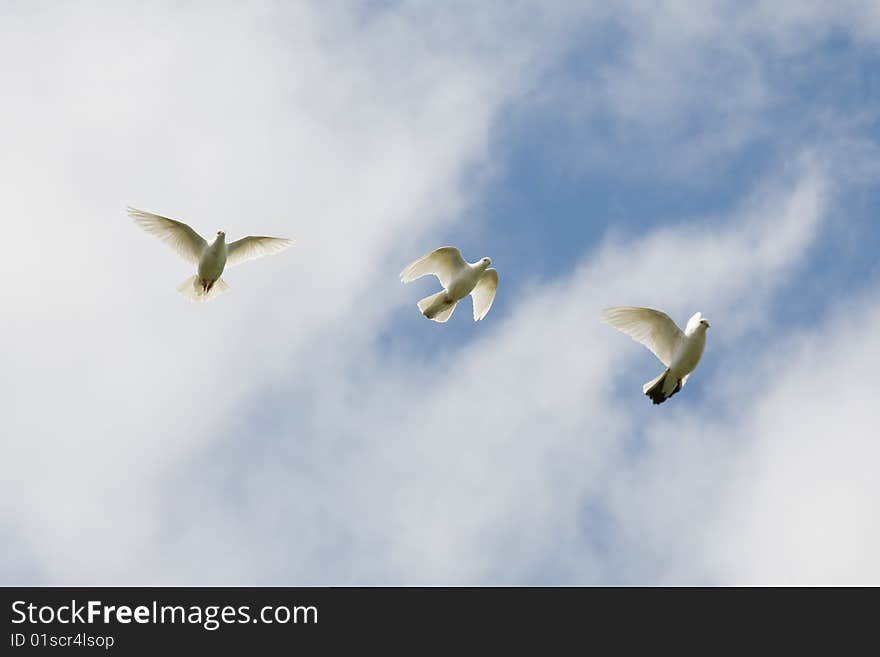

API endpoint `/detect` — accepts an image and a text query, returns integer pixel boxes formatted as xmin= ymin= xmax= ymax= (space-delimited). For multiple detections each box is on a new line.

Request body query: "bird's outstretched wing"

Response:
xmin=226 ymin=236 xmax=294 ymax=267
xmin=128 ymin=206 xmax=207 ymax=265
xmin=399 ymin=246 xmax=467 ymax=288
xmin=471 ymin=268 xmax=498 ymax=321
xmin=600 ymin=306 xmax=683 ymax=367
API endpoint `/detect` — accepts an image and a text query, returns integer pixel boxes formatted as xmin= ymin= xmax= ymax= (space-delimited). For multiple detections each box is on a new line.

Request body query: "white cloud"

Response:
xmin=143 ymin=162 xmax=838 ymax=585
xmin=521 ymin=0 xmax=880 ymax=180
xmin=608 ymin=293 xmax=880 ymax=585
xmin=0 ymin=1 xmax=580 ymax=582
xmin=1 ymin=1 xmax=878 ymax=586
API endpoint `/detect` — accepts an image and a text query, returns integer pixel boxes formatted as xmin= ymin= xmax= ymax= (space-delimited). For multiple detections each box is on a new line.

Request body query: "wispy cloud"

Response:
xmin=147 ymin=162 xmax=833 ymax=585
xmin=1 ymin=1 xmax=878 ymax=585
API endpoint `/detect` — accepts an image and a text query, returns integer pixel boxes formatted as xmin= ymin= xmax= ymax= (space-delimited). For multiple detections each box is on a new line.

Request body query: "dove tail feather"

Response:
xmin=643 ymin=369 xmax=682 ymax=405
xmin=417 ymin=291 xmax=456 ymax=323
xmin=176 ymin=275 xmax=229 ymax=303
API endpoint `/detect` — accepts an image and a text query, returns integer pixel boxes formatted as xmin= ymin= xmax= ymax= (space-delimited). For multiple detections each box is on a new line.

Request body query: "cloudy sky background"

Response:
xmin=2 ymin=1 xmax=879 ymax=585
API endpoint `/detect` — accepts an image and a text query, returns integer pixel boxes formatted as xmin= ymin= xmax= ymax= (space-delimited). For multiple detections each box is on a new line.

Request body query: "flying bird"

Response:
xmin=128 ymin=206 xmax=293 ymax=302
xmin=601 ymin=306 xmax=710 ymax=405
xmin=400 ymin=246 xmax=498 ymax=323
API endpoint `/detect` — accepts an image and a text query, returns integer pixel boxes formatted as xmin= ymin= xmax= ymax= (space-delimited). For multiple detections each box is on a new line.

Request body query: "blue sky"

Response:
xmin=2 ymin=1 xmax=880 ymax=585
xmin=389 ymin=22 xmax=880 ymax=367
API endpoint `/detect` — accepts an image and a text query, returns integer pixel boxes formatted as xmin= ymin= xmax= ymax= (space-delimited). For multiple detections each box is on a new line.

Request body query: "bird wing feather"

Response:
xmin=471 ymin=268 xmax=498 ymax=321
xmin=399 ymin=246 xmax=467 ymax=289
xmin=600 ymin=306 xmax=683 ymax=367
xmin=128 ymin=206 xmax=207 ymax=265
xmin=226 ymin=236 xmax=294 ymax=267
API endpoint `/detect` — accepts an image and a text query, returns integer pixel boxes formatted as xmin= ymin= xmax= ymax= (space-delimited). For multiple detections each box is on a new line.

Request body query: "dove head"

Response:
xmin=479 ymin=257 xmax=492 ymax=269
xmin=685 ymin=311 xmax=709 ymax=336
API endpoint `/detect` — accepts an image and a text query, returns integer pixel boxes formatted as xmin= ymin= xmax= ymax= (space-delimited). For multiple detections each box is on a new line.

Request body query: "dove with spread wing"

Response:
xmin=400 ymin=246 xmax=498 ymax=323
xmin=601 ymin=307 xmax=710 ymax=404
xmin=128 ymin=207 xmax=293 ymax=302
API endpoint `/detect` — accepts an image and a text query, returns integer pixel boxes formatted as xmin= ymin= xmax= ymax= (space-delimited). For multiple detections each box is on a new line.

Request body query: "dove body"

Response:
xmin=446 ymin=259 xmax=491 ymax=302
xmin=419 ymin=259 xmax=490 ymax=319
xmin=128 ymin=207 xmax=293 ymax=302
xmin=668 ymin=320 xmax=708 ymax=382
xmin=601 ymin=307 xmax=710 ymax=404
xmin=400 ymin=246 xmax=499 ymax=322
xmin=197 ymin=232 xmax=228 ymax=292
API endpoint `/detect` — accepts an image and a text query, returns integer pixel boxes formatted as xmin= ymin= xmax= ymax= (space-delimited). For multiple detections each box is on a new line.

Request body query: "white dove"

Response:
xmin=128 ymin=207 xmax=293 ymax=302
xmin=400 ymin=246 xmax=498 ymax=323
xmin=601 ymin=307 xmax=710 ymax=405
